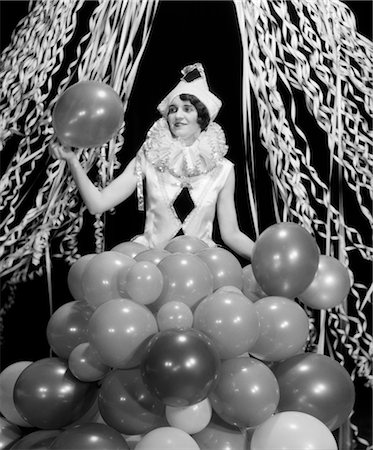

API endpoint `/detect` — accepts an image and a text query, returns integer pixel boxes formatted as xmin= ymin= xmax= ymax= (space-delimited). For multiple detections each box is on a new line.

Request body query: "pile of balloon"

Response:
xmin=0 ymin=222 xmax=355 ymax=450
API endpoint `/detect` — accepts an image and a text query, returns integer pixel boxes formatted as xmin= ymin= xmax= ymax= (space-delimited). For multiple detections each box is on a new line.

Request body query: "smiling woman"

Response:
xmin=49 ymin=62 xmax=255 ymax=256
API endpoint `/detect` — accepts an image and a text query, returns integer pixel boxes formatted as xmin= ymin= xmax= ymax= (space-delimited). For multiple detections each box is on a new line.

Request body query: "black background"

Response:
xmin=1 ymin=0 xmax=372 ymax=445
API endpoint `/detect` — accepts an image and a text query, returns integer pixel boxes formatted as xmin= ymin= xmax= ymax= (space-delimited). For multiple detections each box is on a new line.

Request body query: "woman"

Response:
xmin=50 ymin=63 xmax=254 ymax=259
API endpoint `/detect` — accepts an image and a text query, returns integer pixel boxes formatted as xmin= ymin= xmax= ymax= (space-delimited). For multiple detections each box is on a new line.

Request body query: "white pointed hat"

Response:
xmin=157 ymin=63 xmax=222 ymax=121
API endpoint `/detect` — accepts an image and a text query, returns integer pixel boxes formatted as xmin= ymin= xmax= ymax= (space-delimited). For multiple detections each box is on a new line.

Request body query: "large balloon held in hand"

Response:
xmin=298 ymin=255 xmax=351 ymax=309
xmin=252 ymin=222 xmax=319 ymax=298
xmin=141 ymin=328 xmax=220 ymax=407
xmin=13 ymin=357 xmax=97 ymax=429
xmin=52 ymin=81 xmax=124 ymax=148
xmin=251 ymin=411 xmax=337 ymax=450
xmin=273 ymin=352 xmax=355 ymax=431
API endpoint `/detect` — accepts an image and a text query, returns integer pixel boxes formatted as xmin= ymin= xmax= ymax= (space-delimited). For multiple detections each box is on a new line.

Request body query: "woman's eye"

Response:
xmin=168 ymin=107 xmax=177 ymax=114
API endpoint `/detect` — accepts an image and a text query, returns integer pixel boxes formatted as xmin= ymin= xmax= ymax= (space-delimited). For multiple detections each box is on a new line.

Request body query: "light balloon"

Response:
xmin=0 ymin=361 xmax=33 ymax=427
xmin=134 ymin=427 xmax=200 ymax=450
xmin=298 ymin=255 xmax=351 ymax=309
xmin=251 ymin=411 xmax=338 ymax=450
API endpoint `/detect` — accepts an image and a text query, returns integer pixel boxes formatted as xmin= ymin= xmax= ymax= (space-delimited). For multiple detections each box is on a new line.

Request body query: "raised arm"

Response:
xmin=50 ymin=143 xmax=138 ymax=215
xmin=217 ymin=167 xmax=254 ymax=261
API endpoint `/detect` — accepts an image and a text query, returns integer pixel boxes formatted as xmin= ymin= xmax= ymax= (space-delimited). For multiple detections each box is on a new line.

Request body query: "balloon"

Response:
xmin=98 ymin=368 xmax=166 ymax=435
xmin=10 ymin=430 xmax=61 ymax=449
xmin=272 ymin=352 xmax=355 ymax=430
xmin=135 ymin=248 xmax=170 ymax=265
xmin=165 ymin=398 xmax=212 ymax=434
xmin=134 ymin=427 xmax=199 ymax=450
xmin=251 ymin=222 xmax=319 ymax=297
xmin=0 ymin=417 xmax=22 ymax=450
xmin=250 ymin=411 xmax=338 ymax=450
xmin=88 ymin=298 xmax=158 ymax=369
xmin=193 ymin=414 xmax=249 ymax=450
xmin=125 ymin=261 xmax=164 ymax=305
xmin=52 ymin=81 xmax=124 ymax=148
xmin=164 ymin=235 xmax=209 ymax=253
xmin=242 ymin=264 xmax=267 ymax=302
xmin=156 ymin=301 xmax=194 ymax=331
xmin=46 ymin=300 xmax=94 ymax=359
xmin=194 ymin=290 xmax=259 ymax=358
xmin=68 ymin=342 xmax=110 ymax=382
xmin=250 ymin=296 xmax=309 ymax=361
xmin=82 ymin=251 xmax=135 ymax=308
xmin=13 ymin=357 xmax=97 ymax=429
xmin=50 ymin=423 xmax=129 ymax=449
xmin=153 ymin=253 xmax=213 ymax=311
xmin=111 ymin=241 xmax=149 ymax=259
xmin=298 ymin=255 xmax=351 ymax=309
xmin=0 ymin=361 xmax=33 ymax=427
xmin=209 ymin=356 xmax=279 ymax=428
xmin=197 ymin=247 xmax=243 ymax=290
xmin=141 ymin=328 xmax=220 ymax=407
xmin=67 ymin=254 xmax=95 ymax=301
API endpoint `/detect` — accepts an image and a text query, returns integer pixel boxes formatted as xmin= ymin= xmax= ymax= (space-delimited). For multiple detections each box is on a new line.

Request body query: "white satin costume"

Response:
xmin=132 ymin=118 xmax=234 ymax=249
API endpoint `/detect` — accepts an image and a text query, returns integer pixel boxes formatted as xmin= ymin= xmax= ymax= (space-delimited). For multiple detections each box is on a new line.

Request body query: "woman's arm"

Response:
xmin=50 ymin=143 xmax=138 ymax=215
xmin=217 ymin=168 xmax=255 ymax=261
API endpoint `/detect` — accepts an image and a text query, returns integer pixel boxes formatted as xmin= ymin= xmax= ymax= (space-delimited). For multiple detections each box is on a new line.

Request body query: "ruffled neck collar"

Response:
xmin=142 ymin=118 xmax=228 ymax=178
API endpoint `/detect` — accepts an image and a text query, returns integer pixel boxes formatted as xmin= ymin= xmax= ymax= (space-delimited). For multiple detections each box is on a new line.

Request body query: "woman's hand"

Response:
xmin=49 ymin=141 xmax=76 ymax=162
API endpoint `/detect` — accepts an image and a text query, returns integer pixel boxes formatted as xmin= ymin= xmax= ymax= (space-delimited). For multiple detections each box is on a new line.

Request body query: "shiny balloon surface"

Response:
xmin=252 ymin=222 xmax=319 ymax=298
xmin=13 ymin=358 xmax=97 ymax=429
xmin=52 ymin=81 xmax=124 ymax=148
xmin=141 ymin=328 xmax=220 ymax=407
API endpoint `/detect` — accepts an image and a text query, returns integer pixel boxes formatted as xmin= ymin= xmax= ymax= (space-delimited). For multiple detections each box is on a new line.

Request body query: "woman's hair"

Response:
xmin=179 ymin=93 xmax=210 ymax=130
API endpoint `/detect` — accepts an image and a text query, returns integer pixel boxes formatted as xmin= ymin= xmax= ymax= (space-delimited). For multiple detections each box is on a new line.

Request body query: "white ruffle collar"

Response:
xmin=142 ymin=118 xmax=228 ymax=178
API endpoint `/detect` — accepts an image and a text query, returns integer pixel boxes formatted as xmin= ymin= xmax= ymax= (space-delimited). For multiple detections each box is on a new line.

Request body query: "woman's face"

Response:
xmin=167 ymin=96 xmax=201 ymax=144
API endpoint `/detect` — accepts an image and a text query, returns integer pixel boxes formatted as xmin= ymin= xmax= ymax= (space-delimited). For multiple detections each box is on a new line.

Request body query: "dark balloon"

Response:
xmin=13 ymin=357 xmax=97 ymax=429
xmin=98 ymin=368 xmax=166 ymax=435
xmin=52 ymin=81 xmax=124 ymax=148
xmin=141 ymin=328 xmax=220 ymax=407
xmin=10 ymin=430 xmax=61 ymax=449
xmin=273 ymin=352 xmax=355 ymax=430
xmin=50 ymin=423 xmax=129 ymax=449
xmin=252 ymin=222 xmax=319 ymax=298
